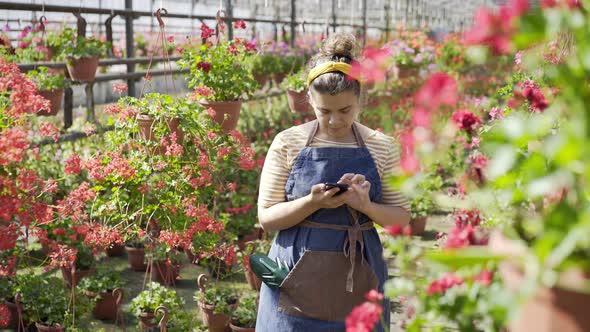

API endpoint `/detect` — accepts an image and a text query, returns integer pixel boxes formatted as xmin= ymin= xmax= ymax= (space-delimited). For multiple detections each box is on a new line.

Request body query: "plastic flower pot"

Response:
xmin=37 ymin=89 xmax=63 ymax=116
xmin=66 ymin=56 xmax=99 ymax=82
xmin=60 ymin=267 xmax=96 ymax=288
xmin=138 ymin=311 xmax=158 ymax=330
xmin=286 ymin=89 xmax=311 ymax=113
xmin=244 ymin=265 xmax=262 ymax=291
xmin=85 ymin=288 xmax=123 ymax=321
xmin=253 ymin=73 xmax=269 ymax=88
xmin=273 ymin=72 xmax=287 ymax=85
xmin=125 ymin=245 xmax=147 ymax=272
xmin=199 ymin=99 xmax=242 ymax=132
xmin=197 ymin=274 xmax=238 ymax=332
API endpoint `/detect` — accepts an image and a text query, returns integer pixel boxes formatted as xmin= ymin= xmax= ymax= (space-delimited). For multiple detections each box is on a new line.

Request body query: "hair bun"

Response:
xmin=319 ymin=33 xmax=358 ymax=62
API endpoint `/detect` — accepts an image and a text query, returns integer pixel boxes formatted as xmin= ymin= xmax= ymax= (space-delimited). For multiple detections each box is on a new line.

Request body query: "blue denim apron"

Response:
xmin=256 ymin=121 xmax=390 ymax=332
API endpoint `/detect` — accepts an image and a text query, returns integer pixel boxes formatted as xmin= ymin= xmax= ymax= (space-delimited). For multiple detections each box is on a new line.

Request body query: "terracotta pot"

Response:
xmin=85 ymin=291 xmax=118 ymax=320
xmin=35 ymin=322 xmax=65 ymax=332
xmin=66 ymin=56 xmax=99 ymax=82
xmin=106 ymin=243 xmax=125 ymax=257
xmin=410 ymin=216 xmax=427 ymax=236
xmin=184 ymin=248 xmax=198 ymax=265
xmin=150 ymin=260 xmax=181 ymax=286
xmin=253 ymin=73 xmax=269 ymax=88
xmin=229 ymin=322 xmax=255 ymax=332
xmin=199 ymin=99 xmax=242 ymax=132
xmin=273 ymin=72 xmax=286 ymax=85
xmin=490 ymin=232 xmax=590 ymax=332
xmin=244 ymin=266 xmax=262 ymax=291
xmin=136 ymin=115 xmax=183 ymax=155
xmin=286 ymin=89 xmax=311 ymax=113
xmin=125 ymin=246 xmax=147 ymax=271
xmin=38 ymin=88 xmax=63 ymax=116
xmin=60 ymin=267 xmax=96 ymax=287
xmin=198 ymin=301 xmax=237 ymax=332
xmin=45 ymin=46 xmax=57 ymax=61
xmin=3 ymin=300 xmax=19 ymax=329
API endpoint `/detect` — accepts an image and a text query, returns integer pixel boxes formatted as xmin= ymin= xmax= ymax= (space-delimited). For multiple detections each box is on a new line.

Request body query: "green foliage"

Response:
xmin=179 ymin=40 xmax=258 ymax=101
xmin=129 ymin=282 xmax=192 ymax=331
xmin=280 ymin=69 xmax=307 ymax=92
xmin=58 ymin=28 xmax=107 ymax=60
xmin=194 ymin=283 xmax=239 ymax=315
xmin=26 ymin=66 xmax=65 ymax=91
xmin=76 ymin=268 xmax=124 ymax=294
xmin=231 ymin=293 xmax=257 ymax=328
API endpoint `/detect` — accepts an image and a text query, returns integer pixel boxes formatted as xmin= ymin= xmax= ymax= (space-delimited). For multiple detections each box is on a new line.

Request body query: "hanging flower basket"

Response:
xmin=66 ymin=56 xmax=99 ymax=82
xmin=396 ymin=65 xmax=419 ymax=80
xmin=229 ymin=322 xmax=255 ymax=332
xmin=35 ymin=322 xmax=65 ymax=332
xmin=286 ymin=89 xmax=311 ymax=113
xmin=199 ymin=99 xmax=242 ymax=132
xmin=125 ymin=245 xmax=148 ymax=272
xmin=150 ymin=260 xmax=181 ymax=286
xmin=60 ymin=266 xmax=96 ymax=288
xmin=37 ymin=89 xmax=63 ymax=116
xmin=136 ymin=114 xmax=183 ymax=155
xmin=85 ymin=288 xmax=123 ymax=321
xmin=410 ymin=216 xmax=427 ymax=236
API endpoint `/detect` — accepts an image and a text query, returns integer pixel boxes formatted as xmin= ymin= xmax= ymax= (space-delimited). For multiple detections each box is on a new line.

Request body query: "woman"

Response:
xmin=256 ymin=33 xmax=411 ymax=331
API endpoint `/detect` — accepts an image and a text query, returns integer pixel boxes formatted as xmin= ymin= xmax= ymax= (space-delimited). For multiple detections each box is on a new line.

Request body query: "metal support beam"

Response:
xmin=63 ymin=87 xmax=73 ymax=130
xmin=125 ymin=0 xmax=136 ymax=97
xmin=290 ymin=0 xmax=295 ymax=47
xmin=225 ymin=0 xmax=234 ymax=40
xmin=85 ymin=82 xmax=95 ymax=123
xmin=362 ymin=0 xmax=367 ymax=47
xmin=331 ymin=0 xmax=337 ymax=33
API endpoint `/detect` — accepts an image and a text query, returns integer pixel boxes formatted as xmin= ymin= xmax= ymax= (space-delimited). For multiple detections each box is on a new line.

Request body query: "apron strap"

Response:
xmin=300 ymin=216 xmax=374 ymax=293
xmin=304 ymin=120 xmax=366 ymax=148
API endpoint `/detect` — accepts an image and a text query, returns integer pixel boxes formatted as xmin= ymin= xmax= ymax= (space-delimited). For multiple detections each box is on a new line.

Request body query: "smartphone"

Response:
xmin=324 ymin=182 xmax=349 ymax=196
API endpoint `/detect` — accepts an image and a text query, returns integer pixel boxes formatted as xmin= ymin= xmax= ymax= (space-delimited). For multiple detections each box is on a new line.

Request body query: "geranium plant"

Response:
xmin=194 ymin=282 xmax=239 ymax=315
xmin=178 ymin=33 xmax=258 ymax=101
xmin=59 ymin=27 xmax=107 ymax=60
xmin=280 ymin=69 xmax=307 ymax=93
xmin=25 ymin=66 xmax=65 ymax=91
xmin=231 ymin=293 xmax=257 ymax=328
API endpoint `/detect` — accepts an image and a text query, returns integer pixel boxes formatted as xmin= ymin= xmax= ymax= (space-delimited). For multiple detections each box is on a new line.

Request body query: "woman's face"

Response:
xmin=308 ymin=88 xmax=360 ymax=138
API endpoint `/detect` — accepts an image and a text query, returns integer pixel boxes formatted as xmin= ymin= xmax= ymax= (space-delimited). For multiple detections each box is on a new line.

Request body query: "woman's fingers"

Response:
xmin=350 ymin=174 xmax=366 ymax=185
xmin=339 ymin=173 xmax=355 ymax=185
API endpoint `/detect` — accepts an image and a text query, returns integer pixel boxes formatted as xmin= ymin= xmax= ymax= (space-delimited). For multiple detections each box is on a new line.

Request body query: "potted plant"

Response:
xmin=60 ymin=244 xmax=96 ymax=288
xmin=77 ymin=269 xmax=124 ymax=321
xmin=129 ymin=281 xmax=190 ymax=331
xmin=249 ymin=52 xmax=275 ymax=88
xmin=14 ymin=274 xmax=90 ymax=332
xmin=124 ymin=226 xmax=150 ymax=272
xmin=59 ymin=27 xmax=107 ymax=81
xmin=195 ymin=274 xmax=239 ymax=332
xmin=280 ymin=69 xmax=310 ymax=114
xmin=146 ymin=241 xmax=183 ymax=286
xmin=179 ymin=36 xmax=258 ymax=131
xmin=229 ymin=293 xmax=257 ymax=332
xmin=26 ymin=66 xmax=65 ymax=116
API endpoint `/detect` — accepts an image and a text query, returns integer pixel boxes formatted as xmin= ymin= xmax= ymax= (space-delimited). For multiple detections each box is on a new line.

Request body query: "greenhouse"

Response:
xmin=0 ymin=0 xmax=589 ymax=331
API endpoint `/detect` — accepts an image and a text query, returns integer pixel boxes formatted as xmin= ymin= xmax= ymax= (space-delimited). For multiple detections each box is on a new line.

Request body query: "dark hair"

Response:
xmin=308 ymin=33 xmax=361 ymax=97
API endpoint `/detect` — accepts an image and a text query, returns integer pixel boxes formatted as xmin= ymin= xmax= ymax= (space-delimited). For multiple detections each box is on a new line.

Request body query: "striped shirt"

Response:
xmin=258 ymin=122 xmax=411 ymax=211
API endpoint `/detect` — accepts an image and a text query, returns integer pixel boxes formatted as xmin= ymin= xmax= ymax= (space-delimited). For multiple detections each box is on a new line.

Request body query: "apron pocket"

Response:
xmin=278 ymin=250 xmax=379 ymax=322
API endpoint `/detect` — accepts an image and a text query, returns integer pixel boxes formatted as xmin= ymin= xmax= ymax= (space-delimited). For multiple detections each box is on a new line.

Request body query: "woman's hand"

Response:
xmin=308 ymin=183 xmax=349 ymax=209
xmin=338 ymin=173 xmax=371 ymax=213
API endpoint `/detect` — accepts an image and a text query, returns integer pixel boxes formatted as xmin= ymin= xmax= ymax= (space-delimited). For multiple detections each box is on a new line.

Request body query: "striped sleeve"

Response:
xmin=257 ymin=131 xmax=292 ymax=208
xmin=367 ymin=134 xmax=411 ymax=211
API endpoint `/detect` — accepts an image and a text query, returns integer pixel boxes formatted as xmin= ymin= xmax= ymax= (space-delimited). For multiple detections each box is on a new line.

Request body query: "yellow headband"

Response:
xmin=306 ymin=61 xmax=360 ymax=87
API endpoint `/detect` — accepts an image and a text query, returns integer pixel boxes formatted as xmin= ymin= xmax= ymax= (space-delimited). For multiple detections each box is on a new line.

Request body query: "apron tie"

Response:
xmin=300 ymin=206 xmax=374 ymax=293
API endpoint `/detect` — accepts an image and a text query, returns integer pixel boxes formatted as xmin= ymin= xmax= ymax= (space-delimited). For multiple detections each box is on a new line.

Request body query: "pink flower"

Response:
xmin=64 ymin=153 xmax=82 ymax=175
xmin=167 ymin=35 xmax=174 ymax=43
xmin=514 ymin=50 xmax=524 ymax=65
xmin=348 ymin=46 xmax=392 ymax=84
xmin=384 ymin=224 xmax=411 ymax=237
xmin=112 ymin=82 xmax=128 ymax=94
xmin=38 ymin=121 xmax=60 ymax=142
xmin=451 ymin=109 xmax=482 ymax=133
xmin=345 ymin=301 xmax=383 ymax=332
xmin=444 ymin=224 xmax=488 ymax=248
xmin=426 ymin=273 xmax=464 ymax=295
xmin=233 ymin=20 xmax=247 ymax=29
xmin=206 ymin=107 xmax=216 ymax=118
xmin=364 ymin=290 xmax=384 ymax=302
xmin=474 ymin=269 xmax=494 ymax=286
xmin=190 ymin=86 xmax=214 ymax=101
xmin=200 ymin=24 xmax=215 ymax=39
xmin=488 ymin=107 xmax=505 ymax=120
xmin=414 ymin=72 xmax=458 ymax=110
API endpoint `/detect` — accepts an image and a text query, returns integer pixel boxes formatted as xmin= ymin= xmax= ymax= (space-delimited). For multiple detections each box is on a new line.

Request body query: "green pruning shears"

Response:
xmin=249 ymin=253 xmax=290 ymax=290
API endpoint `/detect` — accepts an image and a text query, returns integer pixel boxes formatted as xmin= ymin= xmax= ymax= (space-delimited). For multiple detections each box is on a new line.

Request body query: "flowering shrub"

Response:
xmin=179 ymin=23 xmax=258 ymax=102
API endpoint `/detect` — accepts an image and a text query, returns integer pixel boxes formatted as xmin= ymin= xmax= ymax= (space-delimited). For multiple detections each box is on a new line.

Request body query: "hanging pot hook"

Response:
xmin=39 ymin=16 xmax=47 ymax=33
xmin=155 ymin=8 xmax=168 ymax=28
xmin=301 ymin=20 xmax=306 ymax=34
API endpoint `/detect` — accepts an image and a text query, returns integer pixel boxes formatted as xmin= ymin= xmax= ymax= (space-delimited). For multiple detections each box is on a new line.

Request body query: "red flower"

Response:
xmin=0 ymin=224 xmax=19 ymax=251
xmin=451 ymin=109 xmax=482 ymax=133
xmin=519 ymin=80 xmax=549 ymax=112
xmin=38 ymin=121 xmax=60 ymax=142
xmin=345 ymin=301 xmax=383 ymax=332
xmin=444 ymin=224 xmax=488 ymax=249
xmin=426 ymin=273 xmax=464 ymax=295
xmin=206 ymin=107 xmax=216 ymax=118
xmin=0 ymin=303 xmax=10 ymax=327
xmin=474 ymin=269 xmax=494 ymax=286
xmin=200 ymin=24 xmax=215 ymax=39
xmin=414 ymin=72 xmax=458 ymax=110
xmin=112 ymin=82 xmax=128 ymax=94
xmin=453 ymin=209 xmax=484 ymax=228
xmin=384 ymin=224 xmax=411 ymax=237
xmin=64 ymin=153 xmax=82 ymax=175
xmin=233 ymin=20 xmax=247 ymax=29
xmin=196 ymin=61 xmax=211 ymax=73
